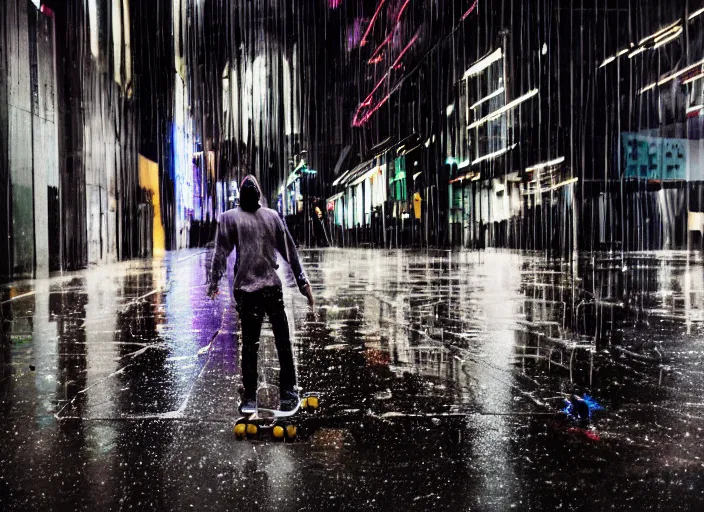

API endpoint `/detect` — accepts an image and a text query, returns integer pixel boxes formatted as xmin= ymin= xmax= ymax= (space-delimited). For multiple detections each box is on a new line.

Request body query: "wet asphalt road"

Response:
xmin=1 ymin=249 xmax=704 ymax=511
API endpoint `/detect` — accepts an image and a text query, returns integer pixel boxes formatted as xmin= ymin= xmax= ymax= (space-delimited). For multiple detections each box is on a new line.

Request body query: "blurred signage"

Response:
xmin=621 ymin=133 xmax=686 ymax=180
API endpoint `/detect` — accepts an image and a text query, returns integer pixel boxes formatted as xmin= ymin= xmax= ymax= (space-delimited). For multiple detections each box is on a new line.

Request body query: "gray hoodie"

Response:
xmin=209 ymin=175 xmax=308 ymax=295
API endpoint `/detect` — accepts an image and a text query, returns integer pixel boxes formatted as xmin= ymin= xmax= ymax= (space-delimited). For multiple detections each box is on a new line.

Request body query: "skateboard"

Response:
xmin=233 ymin=388 xmax=321 ymax=441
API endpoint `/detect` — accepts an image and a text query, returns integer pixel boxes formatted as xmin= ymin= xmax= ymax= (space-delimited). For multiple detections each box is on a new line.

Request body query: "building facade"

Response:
xmin=325 ymin=0 xmax=702 ymax=254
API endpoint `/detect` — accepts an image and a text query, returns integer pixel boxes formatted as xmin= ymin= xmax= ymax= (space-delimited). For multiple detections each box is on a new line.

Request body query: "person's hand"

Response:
xmin=206 ymin=285 xmax=219 ymax=300
xmin=303 ymin=283 xmax=315 ymax=308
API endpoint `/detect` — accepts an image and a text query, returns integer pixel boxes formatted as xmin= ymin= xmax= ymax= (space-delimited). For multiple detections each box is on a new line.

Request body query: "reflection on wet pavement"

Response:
xmin=2 ymin=249 xmax=704 ymax=510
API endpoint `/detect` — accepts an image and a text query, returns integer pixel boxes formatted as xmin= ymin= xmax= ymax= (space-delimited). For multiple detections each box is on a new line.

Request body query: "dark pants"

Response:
xmin=234 ymin=286 xmax=296 ymax=398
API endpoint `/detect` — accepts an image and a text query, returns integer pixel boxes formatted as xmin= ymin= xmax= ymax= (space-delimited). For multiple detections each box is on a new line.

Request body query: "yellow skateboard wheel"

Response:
xmin=273 ymin=426 xmax=285 ymax=438
xmin=234 ymin=423 xmax=246 ymax=437
xmin=286 ymin=425 xmax=297 ymax=438
xmin=246 ymin=423 xmax=258 ymax=435
xmin=301 ymin=398 xmax=308 ymax=409
xmin=307 ymin=396 xmax=319 ymax=409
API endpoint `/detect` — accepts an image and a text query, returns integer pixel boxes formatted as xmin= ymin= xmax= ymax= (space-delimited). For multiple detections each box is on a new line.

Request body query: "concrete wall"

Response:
xmin=34 ymin=10 xmax=60 ymax=277
xmin=53 ymin=0 xmax=140 ymax=270
xmin=84 ymin=76 xmax=116 ymax=265
xmin=1 ymin=0 xmax=164 ymax=281
xmin=0 ymin=0 xmax=9 ymax=280
xmin=7 ymin=0 xmax=35 ymax=277
xmin=0 ymin=0 xmax=59 ymax=281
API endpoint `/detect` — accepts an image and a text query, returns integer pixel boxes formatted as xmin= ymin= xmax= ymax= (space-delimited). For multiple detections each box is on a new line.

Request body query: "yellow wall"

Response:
xmin=138 ymin=155 xmax=165 ymax=254
xmin=413 ymin=192 xmax=422 ymax=219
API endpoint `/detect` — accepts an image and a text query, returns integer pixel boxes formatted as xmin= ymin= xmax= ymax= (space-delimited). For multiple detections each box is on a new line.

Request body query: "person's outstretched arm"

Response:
xmin=207 ymin=214 xmax=237 ymax=298
xmin=275 ymin=216 xmax=314 ymax=306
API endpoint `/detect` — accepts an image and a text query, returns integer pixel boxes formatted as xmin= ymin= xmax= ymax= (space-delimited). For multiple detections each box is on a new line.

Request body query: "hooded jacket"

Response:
xmin=209 ymin=175 xmax=309 ymax=294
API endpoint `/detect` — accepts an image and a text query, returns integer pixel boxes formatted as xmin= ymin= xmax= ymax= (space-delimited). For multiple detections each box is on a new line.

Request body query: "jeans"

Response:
xmin=234 ymin=286 xmax=296 ymax=398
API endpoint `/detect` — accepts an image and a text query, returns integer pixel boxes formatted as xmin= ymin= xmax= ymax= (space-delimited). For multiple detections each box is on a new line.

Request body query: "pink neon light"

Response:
xmin=390 ymin=33 xmax=418 ymax=69
xmin=366 ymin=0 xmax=410 ymax=63
xmin=40 ymin=5 xmax=55 ymax=17
xmin=358 ymin=35 xmax=417 ymax=112
xmin=360 ymin=0 xmax=387 ymax=46
xmin=353 ymin=78 xmax=387 ymax=126
xmin=358 ymin=76 xmax=387 ymax=111
xmin=329 ymin=0 xmax=342 ymax=8
xmin=353 ymin=34 xmax=419 ymax=126
xmin=460 ymin=0 xmax=478 ymax=21
xmin=396 ymin=0 xmax=411 ymax=22
xmin=368 ymin=32 xmax=394 ymax=64
xmin=354 ymin=93 xmax=393 ymax=126
xmin=354 ymin=81 xmax=405 ymax=126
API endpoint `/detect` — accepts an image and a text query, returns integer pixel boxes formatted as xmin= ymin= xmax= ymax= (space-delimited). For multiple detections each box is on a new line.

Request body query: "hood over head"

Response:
xmin=239 ymin=174 xmax=264 ymax=212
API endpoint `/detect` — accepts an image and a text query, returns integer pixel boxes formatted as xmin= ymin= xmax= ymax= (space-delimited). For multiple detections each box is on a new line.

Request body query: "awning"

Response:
xmin=326 ymin=192 xmax=345 ymax=203
xmin=448 ymin=170 xmax=480 ymax=184
xmin=350 ymin=166 xmax=379 ymax=187
xmin=286 ymin=171 xmax=300 ymax=187
xmin=336 ymin=158 xmax=375 ymax=187
xmin=332 ymin=169 xmax=352 ymax=187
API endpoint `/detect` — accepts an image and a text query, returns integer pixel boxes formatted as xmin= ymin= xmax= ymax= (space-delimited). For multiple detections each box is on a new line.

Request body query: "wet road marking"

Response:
xmin=54 ymin=363 xmax=137 ymax=419
xmin=0 ymin=291 xmax=36 ymax=304
xmin=177 ymin=251 xmax=208 ymax=262
xmin=121 ymin=343 xmax=167 ymax=359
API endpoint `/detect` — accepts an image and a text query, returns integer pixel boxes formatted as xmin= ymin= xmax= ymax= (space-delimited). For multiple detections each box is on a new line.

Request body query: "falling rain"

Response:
xmin=2 ymin=0 xmax=704 ymax=510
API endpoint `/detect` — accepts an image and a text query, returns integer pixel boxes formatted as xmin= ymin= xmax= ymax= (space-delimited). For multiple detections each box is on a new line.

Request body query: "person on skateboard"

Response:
xmin=207 ymin=174 xmax=314 ymax=414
